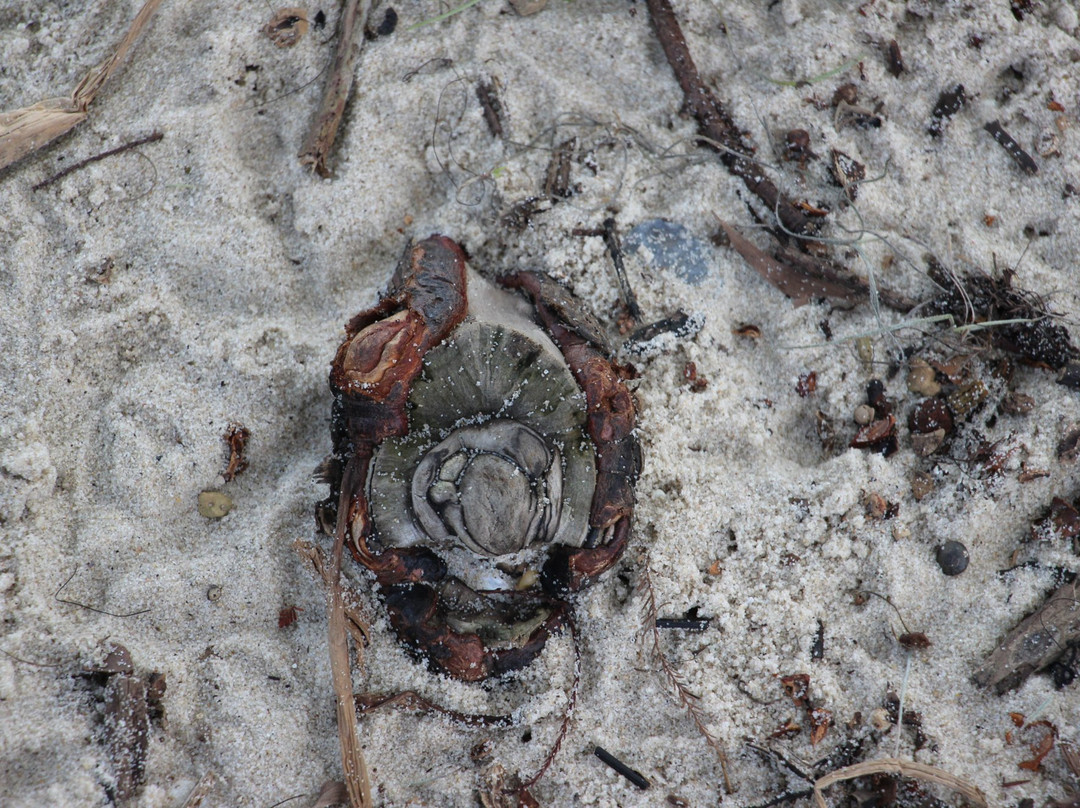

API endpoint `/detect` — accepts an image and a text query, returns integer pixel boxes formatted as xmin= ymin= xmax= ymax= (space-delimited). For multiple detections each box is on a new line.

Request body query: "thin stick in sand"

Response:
xmin=299 ymin=0 xmax=373 ymax=177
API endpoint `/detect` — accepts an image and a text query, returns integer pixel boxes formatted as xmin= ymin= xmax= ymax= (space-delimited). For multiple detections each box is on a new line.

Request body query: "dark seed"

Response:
xmin=936 ymin=541 xmax=969 ymax=576
xmin=928 ymin=84 xmax=966 ymax=137
xmin=908 ymin=397 xmax=954 ymax=435
xmin=984 ymin=120 xmax=1039 ymax=175
xmin=884 ymin=39 xmax=904 ymax=77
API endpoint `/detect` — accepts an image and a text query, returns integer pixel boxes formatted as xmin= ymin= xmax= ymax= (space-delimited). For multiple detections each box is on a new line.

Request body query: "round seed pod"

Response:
xmin=323 ymin=237 xmax=639 ymax=680
xmin=369 ymin=269 xmax=595 ymax=569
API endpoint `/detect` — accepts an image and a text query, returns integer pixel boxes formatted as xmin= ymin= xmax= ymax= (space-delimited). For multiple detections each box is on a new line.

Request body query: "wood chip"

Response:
xmin=717 ymin=219 xmax=865 ymax=307
xmin=974 ymin=578 xmax=1080 ymax=693
xmin=265 ymin=8 xmax=309 ymax=47
xmin=105 ymin=674 xmax=150 ymax=800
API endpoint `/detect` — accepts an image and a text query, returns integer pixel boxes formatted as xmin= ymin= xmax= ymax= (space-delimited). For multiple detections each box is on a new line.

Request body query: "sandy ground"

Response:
xmin=3 ymin=1 xmax=1080 ymax=806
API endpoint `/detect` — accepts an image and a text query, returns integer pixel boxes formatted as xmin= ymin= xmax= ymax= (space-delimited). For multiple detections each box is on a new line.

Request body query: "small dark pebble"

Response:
xmin=375 ymin=7 xmax=398 ymax=36
xmin=936 ymin=541 xmax=969 ymax=576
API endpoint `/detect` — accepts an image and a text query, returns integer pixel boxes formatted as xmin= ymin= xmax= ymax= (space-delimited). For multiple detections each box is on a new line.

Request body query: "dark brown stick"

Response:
xmin=356 ymin=690 xmax=513 ymax=727
xmin=984 ymin=119 xmax=1038 ymax=175
xmin=31 ymin=131 xmax=162 ymax=191
xmin=645 ymin=0 xmax=812 ymax=237
xmin=299 ymin=0 xmax=371 ymax=177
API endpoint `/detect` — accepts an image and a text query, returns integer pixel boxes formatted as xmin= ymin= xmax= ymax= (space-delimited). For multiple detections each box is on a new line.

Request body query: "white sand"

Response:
xmin=3 ymin=1 xmax=1080 ymax=805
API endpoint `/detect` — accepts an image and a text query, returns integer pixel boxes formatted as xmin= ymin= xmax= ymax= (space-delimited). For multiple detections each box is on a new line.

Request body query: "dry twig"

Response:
xmin=295 ymin=457 xmax=374 ymax=807
xmin=299 ymin=0 xmax=373 ymax=177
xmin=178 ymin=772 xmax=216 ymax=808
xmin=811 ymin=757 xmax=986 ymax=808
xmin=356 ymin=690 xmax=513 ymax=727
xmin=645 ymin=0 xmax=811 ymax=236
xmin=0 ymin=0 xmax=163 ymax=173
xmin=639 ymin=557 xmax=732 ymax=793
xmin=717 ymin=218 xmax=865 ymax=308
xmin=31 ymin=131 xmax=163 ymax=191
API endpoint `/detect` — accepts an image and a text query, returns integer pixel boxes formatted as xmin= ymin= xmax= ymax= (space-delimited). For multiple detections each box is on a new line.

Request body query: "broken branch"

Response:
xmin=645 ymin=0 xmax=812 ymax=236
xmin=299 ymin=0 xmax=373 ymax=177
xmin=0 ymin=0 xmax=163 ymax=173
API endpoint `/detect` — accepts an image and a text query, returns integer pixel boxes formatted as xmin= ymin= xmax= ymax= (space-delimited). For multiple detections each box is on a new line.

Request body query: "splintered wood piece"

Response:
xmin=974 ymin=578 xmax=1080 ymax=693
xmin=645 ymin=0 xmax=812 ymax=236
xmin=717 ymin=219 xmax=865 ymax=307
xmin=105 ymin=674 xmax=150 ymax=800
xmin=299 ymin=0 xmax=372 ymax=177
xmin=0 ymin=0 xmax=163 ymax=172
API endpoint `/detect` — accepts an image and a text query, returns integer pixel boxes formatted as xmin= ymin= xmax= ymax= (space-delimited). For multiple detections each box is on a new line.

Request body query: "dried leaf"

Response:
xmin=1018 ymin=721 xmax=1056 ymax=771
xmin=221 ymin=423 xmax=250 ymax=482
xmin=781 ymin=673 xmax=811 ymax=707
xmin=312 ymin=780 xmax=349 ymax=808
xmin=809 ymin=707 xmax=833 ymax=746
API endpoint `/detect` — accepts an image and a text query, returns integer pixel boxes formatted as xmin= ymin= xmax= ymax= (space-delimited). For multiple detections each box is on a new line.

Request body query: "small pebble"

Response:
xmin=853 ymin=404 xmax=875 ymax=425
xmin=910 ymin=471 xmax=934 ymax=501
xmin=206 ymin=584 xmax=223 ymax=602
xmin=906 ymin=359 xmax=941 ymax=396
xmin=869 ymin=707 xmax=892 ymax=730
xmin=624 ymin=219 xmax=714 ymax=285
xmin=198 ymin=491 xmax=233 ymax=519
xmin=936 ymin=541 xmax=969 ymax=576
